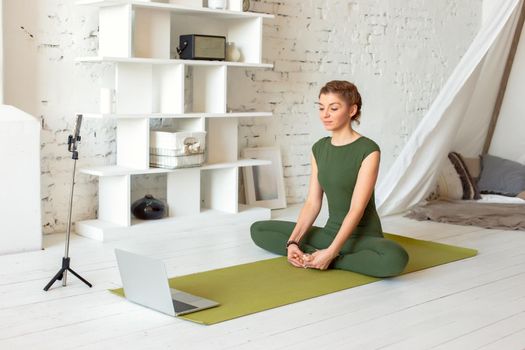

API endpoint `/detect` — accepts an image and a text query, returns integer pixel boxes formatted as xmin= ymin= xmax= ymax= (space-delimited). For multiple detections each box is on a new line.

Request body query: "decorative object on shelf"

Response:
xmin=150 ymin=130 xmax=206 ymax=169
xmin=242 ymin=147 xmax=287 ymax=209
xmin=227 ymin=0 xmax=241 ymax=11
xmin=226 ymin=0 xmax=248 ymax=11
xmin=131 ymin=195 xmax=166 ymax=220
xmin=207 ymin=0 xmax=226 ymax=9
xmin=99 ymin=88 xmax=115 ymax=114
xmin=226 ymin=42 xmax=241 ymax=62
xmin=177 ymin=34 xmax=226 ymax=61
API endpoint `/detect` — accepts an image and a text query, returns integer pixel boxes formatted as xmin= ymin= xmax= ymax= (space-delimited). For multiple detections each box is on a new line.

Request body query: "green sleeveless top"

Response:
xmin=312 ymin=136 xmax=383 ymax=237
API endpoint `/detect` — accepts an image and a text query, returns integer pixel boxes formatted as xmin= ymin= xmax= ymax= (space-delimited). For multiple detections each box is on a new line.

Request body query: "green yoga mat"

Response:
xmin=110 ymin=233 xmax=477 ymax=325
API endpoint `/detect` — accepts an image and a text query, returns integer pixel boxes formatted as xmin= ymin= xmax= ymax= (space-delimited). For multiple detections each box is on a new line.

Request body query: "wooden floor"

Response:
xmin=1 ymin=204 xmax=525 ymax=350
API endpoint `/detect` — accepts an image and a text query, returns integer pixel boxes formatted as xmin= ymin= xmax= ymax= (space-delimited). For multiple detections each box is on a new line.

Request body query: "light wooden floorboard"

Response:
xmin=0 ymin=204 xmax=524 ymax=349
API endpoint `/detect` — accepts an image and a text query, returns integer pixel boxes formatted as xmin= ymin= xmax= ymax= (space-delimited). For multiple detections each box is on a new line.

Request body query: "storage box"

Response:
xmin=150 ymin=130 xmax=206 ymax=169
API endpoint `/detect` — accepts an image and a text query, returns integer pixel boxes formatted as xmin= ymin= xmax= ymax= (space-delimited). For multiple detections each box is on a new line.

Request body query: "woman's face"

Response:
xmin=318 ymin=93 xmax=356 ymax=131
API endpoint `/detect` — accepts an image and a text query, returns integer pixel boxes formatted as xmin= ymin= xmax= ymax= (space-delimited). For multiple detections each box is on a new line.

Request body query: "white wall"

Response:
xmin=4 ymin=0 xmax=107 ymax=234
xmin=483 ymin=0 xmax=500 ymax=24
xmin=489 ymin=15 xmax=525 ymax=163
xmin=3 ymin=0 xmax=482 ymax=234
xmin=0 ymin=106 xmax=42 ymax=254
xmin=482 ymin=0 xmax=525 ymax=163
xmin=0 ymin=0 xmax=3 ymax=103
xmin=234 ymin=0 xmax=482 ymax=203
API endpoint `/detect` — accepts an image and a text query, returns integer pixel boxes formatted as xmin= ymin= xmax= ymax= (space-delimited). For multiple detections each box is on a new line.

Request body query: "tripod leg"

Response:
xmin=67 ymin=268 xmax=92 ymax=288
xmin=43 ymin=268 xmax=66 ymax=291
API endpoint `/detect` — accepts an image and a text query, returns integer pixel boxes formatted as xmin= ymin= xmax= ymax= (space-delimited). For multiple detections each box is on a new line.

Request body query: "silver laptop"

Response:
xmin=114 ymin=249 xmax=219 ymax=316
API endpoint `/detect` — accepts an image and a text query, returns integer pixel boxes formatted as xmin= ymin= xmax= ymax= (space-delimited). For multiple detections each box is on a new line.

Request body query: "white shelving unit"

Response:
xmin=76 ymin=0 xmax=275 ymax=240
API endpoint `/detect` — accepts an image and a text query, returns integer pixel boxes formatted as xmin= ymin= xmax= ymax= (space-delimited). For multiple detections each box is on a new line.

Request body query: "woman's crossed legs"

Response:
xmin=250 ymin=220 xmax=409 ymax=278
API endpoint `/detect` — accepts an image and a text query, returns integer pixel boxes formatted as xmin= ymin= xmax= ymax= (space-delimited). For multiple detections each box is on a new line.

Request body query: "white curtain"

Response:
xmin=375 ymin=0 xmax=523 ymax=217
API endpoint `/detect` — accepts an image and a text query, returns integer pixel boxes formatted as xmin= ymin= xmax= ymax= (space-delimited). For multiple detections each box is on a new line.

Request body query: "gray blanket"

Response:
xmin=404 ymin=199 xmax=525 ymax=231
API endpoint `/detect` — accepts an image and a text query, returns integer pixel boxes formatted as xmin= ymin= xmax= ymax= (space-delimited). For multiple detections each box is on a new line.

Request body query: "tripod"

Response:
xmin=44 ymin=115 xmax=92 ymax=291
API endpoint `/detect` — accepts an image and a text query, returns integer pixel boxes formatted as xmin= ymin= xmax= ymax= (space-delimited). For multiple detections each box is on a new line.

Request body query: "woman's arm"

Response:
xmin=306 ymin=150 xmax=380 ymax=269
xmin=288 ymin=152 xmax=324 ymax=244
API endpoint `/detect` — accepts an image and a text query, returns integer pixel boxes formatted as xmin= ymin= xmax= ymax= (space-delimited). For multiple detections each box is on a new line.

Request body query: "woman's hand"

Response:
xmin=303 ymin=249 xmax=339 ymax=270
xmin=287 ymin=245 xmax=305 ymax=268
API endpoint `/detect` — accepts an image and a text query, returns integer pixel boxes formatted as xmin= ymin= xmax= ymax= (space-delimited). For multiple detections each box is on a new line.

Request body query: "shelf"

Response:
xmin=76 ymin=0 xmax=275 ymax=239
xmin=81 ymin=112 xmax=272 ymax=119
xmin=80 ymin=158 xmax=272 ymax=176
xmin=76 ymin=0 xmax=275 ymax=19
xmin=200 ymin=159 xmax=271 ymax=170
xmin=76 ymin=204 xmax=271 ymax=241
xmin=76 ymin=56 xmax=274 ymax=68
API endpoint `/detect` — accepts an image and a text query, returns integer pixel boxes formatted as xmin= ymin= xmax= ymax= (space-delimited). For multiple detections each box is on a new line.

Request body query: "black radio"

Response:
xmin=177 ymin=34 xmax=226 ymax=61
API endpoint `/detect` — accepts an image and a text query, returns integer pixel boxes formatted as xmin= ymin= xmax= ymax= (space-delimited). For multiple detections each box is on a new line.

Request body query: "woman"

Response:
xmin=250 ymin=80 xmax=409 ymax=278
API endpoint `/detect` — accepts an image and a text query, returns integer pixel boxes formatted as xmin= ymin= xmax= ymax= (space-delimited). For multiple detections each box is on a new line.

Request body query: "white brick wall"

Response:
xmin=3 ymin=0 xmax=481 ymax=234
xmin=236 ymin=0 xmax=482 ymax=204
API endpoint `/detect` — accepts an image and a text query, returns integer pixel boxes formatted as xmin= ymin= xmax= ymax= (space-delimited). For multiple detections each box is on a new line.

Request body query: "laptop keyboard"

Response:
xmin=173 ymin=299 xmax=198 ymax=313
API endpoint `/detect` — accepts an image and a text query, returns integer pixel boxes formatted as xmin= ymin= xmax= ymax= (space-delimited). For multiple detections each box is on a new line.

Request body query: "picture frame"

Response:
xmin=242 ymin=146 xmax=287 ymax=209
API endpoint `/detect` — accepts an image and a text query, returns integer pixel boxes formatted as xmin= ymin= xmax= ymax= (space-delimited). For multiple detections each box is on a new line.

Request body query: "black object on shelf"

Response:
xmin=177 ymin=34 xmax=226 ymax=61
xmin=131 ymin=195 xmax=166 ymax=220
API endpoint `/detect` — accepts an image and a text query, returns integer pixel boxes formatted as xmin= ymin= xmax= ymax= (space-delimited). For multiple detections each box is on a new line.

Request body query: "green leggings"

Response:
xmin=250 ymin=220 xmax=409 ymax=278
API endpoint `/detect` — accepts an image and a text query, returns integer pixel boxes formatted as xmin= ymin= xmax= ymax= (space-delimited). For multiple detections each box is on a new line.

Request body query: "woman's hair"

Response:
xmin=318 ymin=80 xmax=362 ymax=125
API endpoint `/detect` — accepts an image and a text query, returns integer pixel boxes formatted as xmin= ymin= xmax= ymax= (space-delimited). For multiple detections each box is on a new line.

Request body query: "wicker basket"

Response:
xmin=150 ymin=130 xmax=206 ymax=169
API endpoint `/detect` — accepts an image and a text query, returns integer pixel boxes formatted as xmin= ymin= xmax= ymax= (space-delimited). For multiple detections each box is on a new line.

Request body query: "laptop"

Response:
xmin=114 ymin=249 xmax=219 ymax=316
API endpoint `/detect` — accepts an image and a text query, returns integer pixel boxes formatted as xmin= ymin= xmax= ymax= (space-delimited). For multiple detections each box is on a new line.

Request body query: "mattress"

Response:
xmin=469 ymin=194 xmax=525 ymax=204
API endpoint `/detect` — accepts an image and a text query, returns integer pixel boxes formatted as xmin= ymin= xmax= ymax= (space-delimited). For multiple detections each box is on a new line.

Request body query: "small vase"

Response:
xmin=208 ymin=0 xmax=225 ymax=9
xmin=131 ymin=194 xmax=166 ymax=220
xmin=226 ymin=42 xmax=241 ymax=62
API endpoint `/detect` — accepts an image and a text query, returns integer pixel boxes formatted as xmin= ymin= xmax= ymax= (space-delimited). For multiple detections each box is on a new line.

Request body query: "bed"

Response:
xmin=403 ymin=153 xmax=525 ymax=231
xmin=404 ymin=195 xmax=525 ymax=231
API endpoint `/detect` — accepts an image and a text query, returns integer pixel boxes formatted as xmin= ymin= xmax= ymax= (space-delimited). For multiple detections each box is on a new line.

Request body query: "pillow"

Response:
xmin=433 ymin=156 xmax=464 ymax=200
xmin=426 ymin=152 xmax=482 ymax=201
xmin=478 ymin=154 xmax=525 ymax=197
xmin=462 ymin=155 xmax=481 ymax=182
xmin=448 ymin=152 xmax=481 ymax=200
